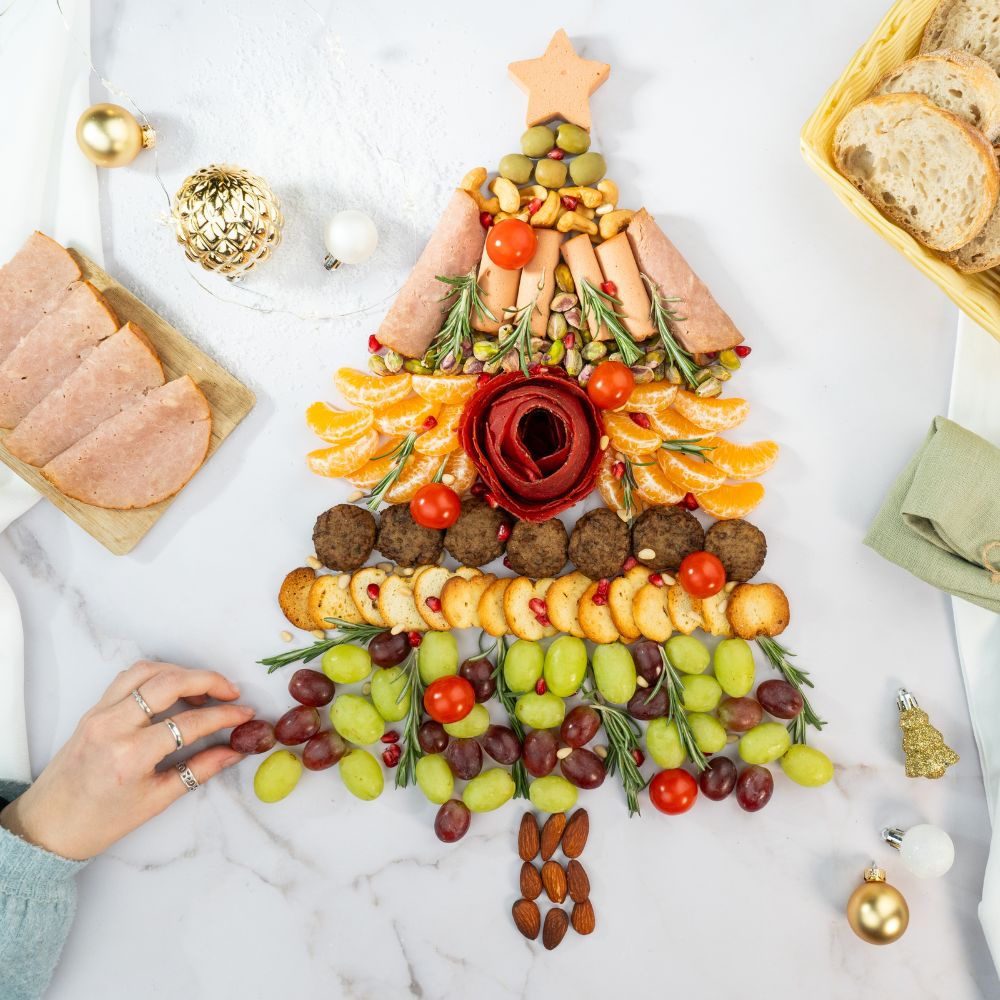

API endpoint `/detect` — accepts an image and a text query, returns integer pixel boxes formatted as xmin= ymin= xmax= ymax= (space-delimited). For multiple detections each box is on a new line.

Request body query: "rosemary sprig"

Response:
xmin=642 ymin=274 xmax=700 ymax=389
xmin=363 ymin=432 xmax=417 ymax=512
xmin=493 ymin=281 xmax=542 ymax=376
xmin=646 ymin=644 xmax=709 ymax=771
xmin=579 ymin=278 xmax=644 ymax=366
xmin=756 ymin=636 xmax=825 ymax=744
xmin=430 ymin=270 xmax=495 ymax=371
xmin=257 ymin=619 xmax=386 ymax=674
xmin=394 ymin=651 xmax=425 ymax=789
xmin=660 ymin=437 xmax=716 ymax=460
xmin=621 ymin=457 xmax=640 ymax=525
xmin=583 ymin=690 xmax=647 ymax=816
xmin=488 ymin=636 xmax=530 ymax=799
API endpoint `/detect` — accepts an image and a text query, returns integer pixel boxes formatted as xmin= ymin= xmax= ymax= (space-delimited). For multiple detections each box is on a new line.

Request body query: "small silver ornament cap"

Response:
xmin=897 ymin=688 xmax=918 ymax=711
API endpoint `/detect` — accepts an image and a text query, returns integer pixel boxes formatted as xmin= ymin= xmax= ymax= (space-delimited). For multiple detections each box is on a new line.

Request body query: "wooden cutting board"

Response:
xmin=0 ymin=251 xmax=255 ymax=555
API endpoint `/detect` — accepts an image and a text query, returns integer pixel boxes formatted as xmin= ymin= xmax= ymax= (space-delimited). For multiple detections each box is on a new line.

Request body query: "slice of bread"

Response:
xmin=943 ymin=154 xmax=1000 ymax=268
xmin=833 ymin=93 xmax=999 ymax=251
xmin=873 ymin=49 xmax=1000 ymax=140
xmin=921 ymin=0 xmax=1000 ymax=75
xmin=725 ymin=583 xmax=790 ymax=640
xmin=308 ymin=574 xmax=365 ymax=629
xmin=279 ymin=567 xmax=318 ymax=631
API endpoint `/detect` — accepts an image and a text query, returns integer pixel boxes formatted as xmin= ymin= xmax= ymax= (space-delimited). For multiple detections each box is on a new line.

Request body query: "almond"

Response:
xmin=518 ymin=812 xmax=540 ymax=861
xmin=541 ymin=860 xmax=567 ymax=904
xmin=571 ymin=899 xmax=596 ymax=935
xmin=540 ymin=812 xmax=566 ymax=861
xmin=566 ymin=859 xmax=590 ymax=903
xmin=520 ymin=861 xmax=542 ymax=901
xmin=542 ymin=907 xmax=569 ymax=950
xmin=561 ymin=808 xmax=589 ymax=858
xmin=512 ymin=898 xmax=540 ymax=940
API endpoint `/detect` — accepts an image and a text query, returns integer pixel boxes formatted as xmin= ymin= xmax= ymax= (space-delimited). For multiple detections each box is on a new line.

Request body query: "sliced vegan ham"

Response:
xmin=594 ymin=232 xmax=655 ymax=341
xmin=42 ymin=376 xmax=212 ymax=510
xmin=517 ymin=229 xmax=562 ymax=337
xmin=471 ymin=242 xmax=520 ymax=334
xmin=0 ymin=281 xmax=119 ymax=428
xmin=4 ymin=322 xmax=165 ymax=467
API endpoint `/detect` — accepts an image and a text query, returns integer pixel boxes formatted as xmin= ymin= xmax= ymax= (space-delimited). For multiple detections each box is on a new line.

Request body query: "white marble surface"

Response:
xmin=3 ymin=1 xmax=999 ymax=996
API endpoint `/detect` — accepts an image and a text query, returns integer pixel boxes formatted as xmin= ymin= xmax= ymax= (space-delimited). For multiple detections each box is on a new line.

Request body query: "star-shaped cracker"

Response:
xmin=508 ymin=29 xmax=610 ymax=131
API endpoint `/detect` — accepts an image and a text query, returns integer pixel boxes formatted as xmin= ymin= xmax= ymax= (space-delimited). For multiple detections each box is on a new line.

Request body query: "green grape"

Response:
xmin=592 ymin=643 xmax=637 ymax=705
xmin=739 ymin=722 xmax=792 ymax=765
xmin=463 ymin=768 xmax=516 ymax=812
xmin=504 ymin=639 xmax=544 ymax=692
xmin=680 ymin=674 xmax=722 ymax=713
xmin=688 ymin=713 xmax=727 ymax=754
xmin=713 ymin=638 xmax=755 ymax=697
xmin=514 ymin=691 xmax=566 ymax=730
xmin=665 ymin=635 xmax=710 ymax=674
xmin=321 ymin=644 xmax=372 ymax=684
xmin=780 ymin=745 xmax=834 ymax=787
xmin=415 ymin=753 xmax=454 ymax=804
xmin=369 ymin=665 xmax=409 ymax=722
xmin=646 ymin=718 xmax=686 ymax=768
xmin=543 ymin=635 xmax=588 ymax=697
xmin=443 ymin=703 xmax=490 ymax=739
xmin=329 ymin=694 xmax=385 ymax=745
xmin=253 ymin=749 xmax=302 ymax=803
xmin=528 ymin=774 xmax=578 ymax=813
xmin=417 ymin=631 xmax=459 ymax=685
xmin=339 ymin=749 xmax=383 ymax=800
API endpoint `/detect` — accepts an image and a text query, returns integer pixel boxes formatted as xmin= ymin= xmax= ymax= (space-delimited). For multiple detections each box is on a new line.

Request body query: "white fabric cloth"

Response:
xmin=0 ymin=0 xmax=100 ymax=784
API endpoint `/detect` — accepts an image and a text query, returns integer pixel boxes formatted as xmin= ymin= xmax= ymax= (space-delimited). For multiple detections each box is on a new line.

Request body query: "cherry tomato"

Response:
xmin=649 ymin=768 xmax=698 ymax=815
xmin=677 ymin=551 xmax=727 ymax=598
xmin=423 ymin=676 xmax=475 ymax=724
xmin=486 ymin=218 xmax=537 ymax=270
xmin=587 ymin=361 xmax=635 ymax=410
xmin=410 ymin=483 xmax=461 ymax=529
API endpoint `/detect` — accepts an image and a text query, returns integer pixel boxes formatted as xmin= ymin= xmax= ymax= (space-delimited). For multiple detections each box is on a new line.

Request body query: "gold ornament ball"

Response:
xmin=846 ymin=866 xmax=909 ymax=945
xmin=171 ymin=165 xmax=282 ymax=280
xmin=76 ymin=103 xmax=155 ymax=168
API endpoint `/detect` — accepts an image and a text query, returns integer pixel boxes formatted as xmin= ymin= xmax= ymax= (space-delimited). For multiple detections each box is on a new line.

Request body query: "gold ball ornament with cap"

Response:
xmin=75 ymin=103 xmax=155 ymax=168
xmin=846 ymin=865 xmax=909 ymax=945
xmin=171 ymin=165 xmax=282 ymax=280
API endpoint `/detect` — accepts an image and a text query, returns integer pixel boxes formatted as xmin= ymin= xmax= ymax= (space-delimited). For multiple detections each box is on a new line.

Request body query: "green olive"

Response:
xmin=556 ymin=123 xmax=591 ymax=155
xmin=521 ymin=125 xmax=556 ymax=157
xmin=499 ymin=153 xmax=533 ymax=184
xmin=569 ymin=152 xmax=606 ymax=187
xmin=534 ymin=158 xmax=568 ymax=189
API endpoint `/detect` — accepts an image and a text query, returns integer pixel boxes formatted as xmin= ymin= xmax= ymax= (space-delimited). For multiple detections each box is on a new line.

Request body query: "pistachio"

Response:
xmin=543 ymin=339 xmax=566 ymax=366
xmin=368 ymin=355 xmax=390 ymax=376
xmin=581 ymin=341 xmax=607 ymax=362
xmin=439 ymin=352 xmax=458 ymax=373
xmin=652 ymin=362 xmax=667 ymax=381
xmin=630 ymin=365 xmax=654 ymax=385
xmin=695 ymin=377 xmax=723 ymax=398
xmin=608 ymin=352 xmax=623 ymax=365
xmin=708 ymin=364 xmax=732 ymax=382
xmin=555 ymin=263 xmax=574 ymax=293
xmin=694 ymin=367 xmax=716 ymax=386
xmin=550 ymin=292 xmax=579 ymax=313
xmin=421 ymin=350 xmax=437 ymax=369
xmin=474 ymin=341 xmax=499 ymax=362
xmin=564 ymin=348 xmax=583 ymax=377
xmin=530 ymin=336 xmax=547 ymax=354
xmin=463 ymin=357 xmax=485 ymax=374
xmin=578 ymin=363 xmax=594 ymax=386
xmin=502 ymin=354 xmax=523 ymax=373
xmin=498 ymin=323 xmax=515 ymax=339
xmin=403 ymin=359 xmax=432 ymax=375
xmin=483 ymin=359 xmax=504 ymax=374
xmin=718 ymin=349 xmax=741 ymax=371
xmin=563 ymin=306 xmax=583 ymax=329
xmin=642 ymin=349 xmax=666 ymax=367
xmin=547 ymin=312 xmax=568 ymax=341
xmin=664 ymin=364 xmax=683 ymax=385
xmin=383 ymin=350 xmax=404 ymax=373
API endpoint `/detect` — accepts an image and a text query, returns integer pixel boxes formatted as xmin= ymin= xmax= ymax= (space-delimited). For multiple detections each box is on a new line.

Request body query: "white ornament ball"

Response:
xmin=324 ymin=209 xmax=378 ymax=268
xmin=899 ymin=824 xmax=955 ymax=879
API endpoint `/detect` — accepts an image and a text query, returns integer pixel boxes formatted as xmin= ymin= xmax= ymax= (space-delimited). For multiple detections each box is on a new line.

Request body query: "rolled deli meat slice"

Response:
xmin=516 ymin=228 xmax=562 ymax=337
xmin=626 ymin=208 xmax=744 ymax=354
xmin=594 ymin=232 xmax=655 ymax=340
xmin=471 ymin=242 xmax=520 ymax=334
xmin=0 ymin=232 xmax=82 ymax=364
xmin=561 ymin=233 xmax=608 ymax=340
xmin=4 ymin=322 xmax=165 ymax=466
xmin=0 ymin=281 xmax=119 ymax=428
xmin=42 ymin=376 xmax=212 ymax=510
xmin=376 ymin=189 xmax=487 ymax=358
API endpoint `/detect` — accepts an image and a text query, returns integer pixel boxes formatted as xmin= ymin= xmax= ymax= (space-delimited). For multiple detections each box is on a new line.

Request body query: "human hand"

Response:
xmin=0 ymin=660 xmax=254 ymax=861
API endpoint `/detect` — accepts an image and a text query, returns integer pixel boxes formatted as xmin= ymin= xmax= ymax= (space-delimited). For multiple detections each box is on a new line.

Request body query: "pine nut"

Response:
xmin=377 ymin=562 xmax=393 ymax=572
xmin=311 ymin=629 xmax=326 ymax=640
xmin=599 ymin=434 xmax=610 ymax=450
xmin=556 ymin=747 xmax=573 ymax=760
xmin=280 ymin=630 xmax=293 ymax=642
xmin=593 ymin=745 xmax=608 ymax=759
xmin=391 ymin=624 xmax=406 ymax=635
xmin=637 ymin=548 xmax=656 ymax=561
xmin=635 ymin=675 xmax=649 ymax=688
xmin=362 ymin=683 xmax=372 ymax=696
xmin=441 ymin=473 xmax=455 ymax=485
xmin=306 ymin=555 xmax=322 ymax=570
xmin=338 ymin=574 xmax=351 ymax=589
xmin=346 ymin=489 xmax=364 ymax=502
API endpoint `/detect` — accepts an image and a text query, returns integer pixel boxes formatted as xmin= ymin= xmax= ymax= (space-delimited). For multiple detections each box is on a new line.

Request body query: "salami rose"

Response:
xmin=458 ymin=369 xmax=603 ymax=521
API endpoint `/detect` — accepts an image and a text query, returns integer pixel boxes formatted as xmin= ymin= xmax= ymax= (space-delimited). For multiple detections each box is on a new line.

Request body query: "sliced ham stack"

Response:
xmin=42 ymin=376 xmax=212 ymax=510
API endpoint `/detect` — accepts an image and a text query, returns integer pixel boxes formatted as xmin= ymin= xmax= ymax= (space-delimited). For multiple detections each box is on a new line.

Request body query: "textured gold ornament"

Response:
xmin=898 ymin=688 xmax=959 ymax=779
xmin=171 ymin=165 xmax=282 ymax=280
xmin=846 ymin=865 xmax=909 ymax=945
xmin=76 ymin=103 xmax=155 ymax=168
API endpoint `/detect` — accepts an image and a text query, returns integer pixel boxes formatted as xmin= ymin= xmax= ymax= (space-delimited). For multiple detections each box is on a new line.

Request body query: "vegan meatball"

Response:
xmin=376 ymin=503 xmax=444 ymax=567
xmin=568 ymin=507 xmax=631 ymax=580
xmin=506 ymin=518 xmax=569 ymax=579
xmin=631 ymin=505 xmax=704 ymax=572
xmin=444 ymin=498 xmax=511 ymax=567
xmin=704 ymin=519 xmax=767 ymax=582
xmin=312 ymin=504 xmax=377 ymax=571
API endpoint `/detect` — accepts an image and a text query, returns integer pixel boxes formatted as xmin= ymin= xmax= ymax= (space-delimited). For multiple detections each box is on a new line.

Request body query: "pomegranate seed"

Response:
xmin=561 ymin=195 xmax=579 ymax=210
xmin=425 ymin=596 xmax=442 ymax=613
xmin=596 ymin=578 xmax=610 ymax=598
xmin=630 ymin=412 xmax=652 ymax=429
xmin=600 ymin=280 xmax=618 ymax=297
xmin=476 ymin=372 xmax=491 ymax=388
xmin=535 ymin=678 xmax=548 ymax=694
xmin=471 ymin=480 xmax=488 ymax=497
xmin=368 ymin=335 xmax=382 ymax=353
xmin=612 ymin=460 xmax=626 ymax=480
xmin=479 ymin=211 xmax=494 ymax=229
xmin=484 ymin=492 xmax=499 ymax=509
xmin=528 ymin=598 xmax=547 ymax=616
xmin=622 ymin=555 xmax=639 ymax=572
xmin=527 ymin=197 xmax=543 ymax=215
xmin=547 ymin=148 xmax=565 ymax=160
xmin=649 ymin=573 xmax=665 ymax=588
xmin=564 ymin=333 xmax=575 ymax=349
xmin=631 ymin=748 xmax=645 ymax=767
xmin=381 ymin=730 xmax=400 ymax=744
xmin=423 ymin=416 xmax=438 ymax=431
xmin=503 ymin=556 xmax=513 ymax=569
xmin=704 ymin=352 xmax=718 ymax=361
xmin=683 ymin=492 xmax=699 ymax=511
xmin=382 ymin=745 xmax=402 ymax=767
xmin=366 ymin=583 xmax=381 ymax=601
xmin=528 ymin=363 xmax=543 ymax=376
xmin=497 ymin=523 xmax=511 ymax=542
xmin=407 ymin=631 xmax=422 ymax=648
xmin=591 ymin=594 xmax=608 ymax=606
xmin=734 ymin=345 xmax=751 ymax=358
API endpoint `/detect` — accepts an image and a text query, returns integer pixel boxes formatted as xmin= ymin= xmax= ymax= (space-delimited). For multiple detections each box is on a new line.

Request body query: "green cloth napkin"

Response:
xmin=865 ymin=416 xmax=1000 ymax=613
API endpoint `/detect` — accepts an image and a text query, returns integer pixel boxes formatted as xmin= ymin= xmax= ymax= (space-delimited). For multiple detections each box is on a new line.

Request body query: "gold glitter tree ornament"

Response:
xmin=171 ymin=165 xmax=282 ymax=280
xmin=897 ymin=688 xmax=959 ymax=779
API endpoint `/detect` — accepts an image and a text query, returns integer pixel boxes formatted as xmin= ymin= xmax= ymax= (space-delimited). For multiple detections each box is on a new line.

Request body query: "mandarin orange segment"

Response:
xmin=709 ymin=439 xmax=780 ymax=480
xmin=631 ymin=456 xmax=686 ymax=504
xmin=648 ymin=407 xmax=712 ymax=441
xmin=656 ymin=449 xmax=727 ymax=493
xmin=334 ymin=368 xmax=412 ymax=408
xmin=306 ymin=428 xmax=379 ymax=478
xmin=442 ymin=449 xmax=478 ymax=494
xmin=603 ymin=412 xmax=661 ymax=458
xmin=596 ymin=448 xmax=644 ymax=519
xmin=410 ymin=374 xmax=478 ymax=405
xmin=385 ymin=452 xmax=442 ymax=502
xmin=305 ymin=402 xmax=373 ymax=445
xmin=672 ymin=389 xmax=749 ymax=432
xmin=621 ymin=382 xmax=678 ymax=414
xmin=345 ymin=437 xmax=404 ymax=489
xmin=696 ymin=482 xmax=765 ymax=519
xmin=373 ymin=396 xmax=440 ymax=436
xmin=413 ymin=404 xmax=465 ymax=456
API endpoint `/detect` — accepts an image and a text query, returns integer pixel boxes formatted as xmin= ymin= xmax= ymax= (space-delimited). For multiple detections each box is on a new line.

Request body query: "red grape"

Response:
xmin=699 ymin=757 xmax=737 ymax=800
xmin=288 ymin=668 xmax=335 ymax=707
xmin=482 ymin=725 xmax=522 ymax=765
xmin=560 ymin=705 xmax=601 ymax=748
xmin=369 ymin=631 xmax=411 ymax=668
xmin=274 ymin=706 xmax=321 ymax=745
xmin=459 ymin=657 xmax=496 ymax=703
xmin=736 ymin=765 xmax=774 ymax=812
xmin=756 ymin=680 xmax=804 ymax=720
xmin=522 ymin=729 xmax=558 ymax=777
xmin=229 ymin=720 xmax=276 ymax=755
xmin=434 ymin=799 xmax=472 ymax=843
xmin=632 ymin=640 xmax=664 ymax=685
xmin=302 ymin=730 xmax=348 ymax=770
xmin=560 ymin=748 xmax=606 ymax=789
xmin=717 ymin=697 xmax=763 ymax=733
xmin=418 ymin=720 xmax=448 ymax=754
xmin=444 ymin=738 xmax=483 ymax=780
xmin=627 ymin=686 xmax=668 ymax=720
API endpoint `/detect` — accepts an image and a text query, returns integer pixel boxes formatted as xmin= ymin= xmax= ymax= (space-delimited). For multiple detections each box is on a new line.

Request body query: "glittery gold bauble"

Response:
xmin=898 ymin=688 xmax=959 ymax=779
xmin=76 ymin=103 xmax=155 ymax=168
xmin=171 ymin=165 xmax=282 ymax=279
xmin=846 ymin=865 xmax=909 ymax=945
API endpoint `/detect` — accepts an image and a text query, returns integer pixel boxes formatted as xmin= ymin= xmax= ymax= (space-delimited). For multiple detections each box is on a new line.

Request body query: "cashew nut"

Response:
xmin=460 ymin=167 xmax=488 ymax=192
xmin=530 ymin=190 xmax=561 ymax=227
xmin=557 ymin=211 xmax=599 ymax=236
xmin=597 ymin=178 xmax=619 ymax=208
xmin=598 ymin=209 xmax=635 ymax=240
xmin=489 ymin=176 xmax=520 ymax=214
xmin=518 ymin=184 xmax=548 ymax=207
xmin=559 ymin=186 xmax=603 ymax=209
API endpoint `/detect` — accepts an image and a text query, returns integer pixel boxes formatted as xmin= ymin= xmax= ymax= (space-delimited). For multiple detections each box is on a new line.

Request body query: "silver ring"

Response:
xmin=131 ymin=688 xmax=154 ymax=719
xmin=163 ymin=718 xmax=184 ymax=751
xmin=175 ymin=761 xmax=199 ymax=792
